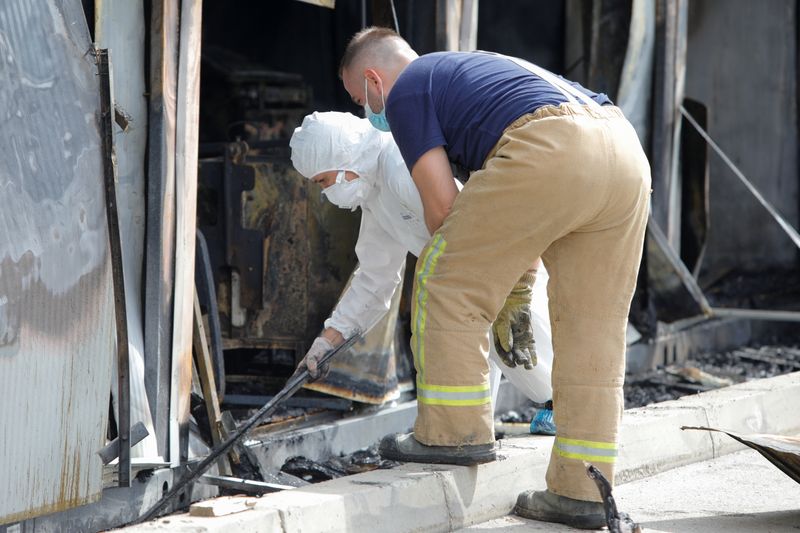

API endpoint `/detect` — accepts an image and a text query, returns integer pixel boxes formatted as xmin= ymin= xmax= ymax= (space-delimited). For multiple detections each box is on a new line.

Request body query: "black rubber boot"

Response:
xmin=379 ymin=432 xmax=496 ymax=466
xmin=514 ymin=489 xmax=606 ymax=530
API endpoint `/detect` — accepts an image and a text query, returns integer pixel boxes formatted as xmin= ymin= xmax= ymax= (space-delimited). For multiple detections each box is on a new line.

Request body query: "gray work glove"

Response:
xmin=492 ymin=270 xmax=537 ymax=370
xmin=295 ymin=336 xmax=335 ymax=381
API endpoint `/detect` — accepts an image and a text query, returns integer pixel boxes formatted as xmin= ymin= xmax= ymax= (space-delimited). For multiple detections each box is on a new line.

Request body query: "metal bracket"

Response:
xmin=222 ymin=142 xmax=265 ymax=310
xmin=98 ymin=422 xmax=150 ymax=465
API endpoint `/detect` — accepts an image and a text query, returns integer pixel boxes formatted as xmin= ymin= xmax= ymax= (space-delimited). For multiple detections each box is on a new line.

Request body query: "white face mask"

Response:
xmin=322 ymin=170 xmax=371 ymax=211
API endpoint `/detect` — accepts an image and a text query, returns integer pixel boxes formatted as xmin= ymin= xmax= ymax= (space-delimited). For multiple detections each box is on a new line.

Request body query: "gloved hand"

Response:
xmin=295 ymin=336 xmax=335 ymax=381
xmin=492 ymin=270 xmax=537 ymax=370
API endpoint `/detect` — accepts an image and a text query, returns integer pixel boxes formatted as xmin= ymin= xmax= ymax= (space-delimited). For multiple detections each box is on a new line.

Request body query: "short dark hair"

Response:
xmin=339 ymin=26 xmax=402 ymax=77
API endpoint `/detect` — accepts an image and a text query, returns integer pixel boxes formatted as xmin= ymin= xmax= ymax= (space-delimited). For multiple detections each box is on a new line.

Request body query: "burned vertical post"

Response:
xmin=170 ymin=0 xmax=203 ymax=465
xmin=435 ymin=0 xmax=460 ymax=51
xmin=371 ymin=0 xmax=398 ymax=30
xmin=650 ymin=0 xmax=678 ymax=232
xmin=97 ymin=48 xmax=132 ymax=487
xmin=144 ymin=0 xmax=179 ymax=460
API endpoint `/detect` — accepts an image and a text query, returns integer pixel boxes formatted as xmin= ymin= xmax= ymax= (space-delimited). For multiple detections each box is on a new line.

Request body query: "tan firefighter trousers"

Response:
xmin=411 ymin=103 xmax=651 ymax=501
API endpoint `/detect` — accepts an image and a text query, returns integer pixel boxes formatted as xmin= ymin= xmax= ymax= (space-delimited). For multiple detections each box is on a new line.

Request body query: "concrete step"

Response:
xmin=124 ymin=372 xmax=800 ymax=532
xmin=458 ymin=447 xmax=800 ymax=532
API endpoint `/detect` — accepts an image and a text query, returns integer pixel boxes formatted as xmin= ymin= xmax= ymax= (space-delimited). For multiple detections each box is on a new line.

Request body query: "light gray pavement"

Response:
xmin=458 ymin=448 xmax=800 ymax=532
xmin=123 ymin=372 xmax=800 ymax=532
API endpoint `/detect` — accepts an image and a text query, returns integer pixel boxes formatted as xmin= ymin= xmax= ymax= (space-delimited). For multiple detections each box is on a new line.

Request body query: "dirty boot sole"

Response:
xmin=379 ymin=433 xmax=496 ymax=466
xmin=514 ymin=504 xmax=605 ymax=530
xmin=514 ymin=490 xmax=606 ymax=530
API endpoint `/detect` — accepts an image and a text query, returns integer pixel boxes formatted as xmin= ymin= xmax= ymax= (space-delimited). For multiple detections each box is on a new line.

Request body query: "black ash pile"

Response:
xmin=624 ymin=343 xmax=800 ymax=408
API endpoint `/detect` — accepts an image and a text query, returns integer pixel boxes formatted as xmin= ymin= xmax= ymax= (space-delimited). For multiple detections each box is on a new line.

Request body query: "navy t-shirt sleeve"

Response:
xmin=386 ymin=89 xmax=446 ymax=172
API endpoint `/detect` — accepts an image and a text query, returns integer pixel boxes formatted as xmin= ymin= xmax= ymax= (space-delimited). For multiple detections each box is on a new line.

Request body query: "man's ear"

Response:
xmin=364 ymin=68 xmax=381 ymax=88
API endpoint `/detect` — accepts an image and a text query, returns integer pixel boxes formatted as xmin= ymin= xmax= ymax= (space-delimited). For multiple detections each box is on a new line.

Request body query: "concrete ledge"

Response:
xmin=124 ymin=372 xmax=800 ymax=533
xmin=618 ymin=371 xmax=800 ymax=482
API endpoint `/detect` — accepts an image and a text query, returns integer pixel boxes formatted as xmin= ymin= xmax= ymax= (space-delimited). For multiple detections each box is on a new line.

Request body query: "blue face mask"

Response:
xmin=364 ymin=78 xmax=391 ymax=132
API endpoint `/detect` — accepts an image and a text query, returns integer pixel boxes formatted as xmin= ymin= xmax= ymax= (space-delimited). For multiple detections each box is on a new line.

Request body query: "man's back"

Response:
xmin=386 ymin=52 xmax=610 ymax=173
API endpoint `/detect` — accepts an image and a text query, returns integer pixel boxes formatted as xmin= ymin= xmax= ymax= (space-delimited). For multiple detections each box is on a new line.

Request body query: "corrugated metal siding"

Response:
xmin=0 ymin=0 xmax=115 ymax=524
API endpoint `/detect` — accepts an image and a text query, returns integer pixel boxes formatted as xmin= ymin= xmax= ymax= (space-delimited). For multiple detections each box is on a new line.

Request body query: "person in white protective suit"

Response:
xmin=289 ymin=111 xmax=555 ymax=432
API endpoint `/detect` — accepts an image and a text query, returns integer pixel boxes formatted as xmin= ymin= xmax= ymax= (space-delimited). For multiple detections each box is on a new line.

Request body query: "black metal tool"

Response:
xmin=135 ymin=332 xmax=361 ymax=524
xmin=585 ymin=462 xmax=642 ymax=533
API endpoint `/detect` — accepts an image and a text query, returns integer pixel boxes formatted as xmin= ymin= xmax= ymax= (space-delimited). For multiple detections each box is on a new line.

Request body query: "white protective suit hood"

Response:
xmin=290 ymin=111 xmax=554 ymax=406
xmin=290 ymin=112 xmax=384 ymax=207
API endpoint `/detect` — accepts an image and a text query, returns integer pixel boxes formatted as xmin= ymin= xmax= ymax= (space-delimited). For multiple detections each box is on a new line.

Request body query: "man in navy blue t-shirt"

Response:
xmin=339 ymin=27 xmax=650 ymax=529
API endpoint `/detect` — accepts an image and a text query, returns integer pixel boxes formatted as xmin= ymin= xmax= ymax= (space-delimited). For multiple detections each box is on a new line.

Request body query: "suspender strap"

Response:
xmin=475 ymin=51 xmax=602 ymax=110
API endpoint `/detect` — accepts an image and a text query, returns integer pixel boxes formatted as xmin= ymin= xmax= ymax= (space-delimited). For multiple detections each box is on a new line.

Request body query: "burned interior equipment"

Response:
xmin=196 ymin=50 xmax=409 ymax=405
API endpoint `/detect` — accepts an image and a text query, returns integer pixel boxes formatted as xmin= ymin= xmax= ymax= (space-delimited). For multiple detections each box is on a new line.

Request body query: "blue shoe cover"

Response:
xmin=530 ymin=408 xmax=556 ymax=435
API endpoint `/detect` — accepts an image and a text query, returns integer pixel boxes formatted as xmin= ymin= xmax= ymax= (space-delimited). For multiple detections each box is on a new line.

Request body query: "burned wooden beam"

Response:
xmin=732 ymin=348 xmax=800 ymax=370
xmin=97 ymin=47 xmax=132 ymax=488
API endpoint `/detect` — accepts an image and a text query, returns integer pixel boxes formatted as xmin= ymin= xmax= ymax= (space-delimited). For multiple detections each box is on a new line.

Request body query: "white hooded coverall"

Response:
xmin=290 ymin=111 xmax=553 ymax=405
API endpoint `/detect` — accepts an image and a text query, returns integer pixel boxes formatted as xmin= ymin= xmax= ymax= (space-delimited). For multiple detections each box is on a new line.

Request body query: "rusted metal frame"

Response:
xmin=97 ymin=48 xmax=132 ymax=488
xmin=144 ymin=0 xmax=179 ymax=459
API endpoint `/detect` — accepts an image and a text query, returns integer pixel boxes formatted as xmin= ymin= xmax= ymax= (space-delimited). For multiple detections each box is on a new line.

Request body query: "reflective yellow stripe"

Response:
xmin=416 ymin=378 xmax=491 ymax=406
xmin=412 ymin=241 xmax=438 ymax=372
xmin=417 ymin=397 xmax=492 ymax=407
xmin=413 ymin=234 xmax=446 ymax=382
xmin=554 ymin=436 xmax=618 ymax=464
xmin=555 ymin=449 xmax=617 ymax=464
xmin=556 ymin=437 xmax=618 ymax=450
xmin=416 ymin=382 xmax=490 ymax=393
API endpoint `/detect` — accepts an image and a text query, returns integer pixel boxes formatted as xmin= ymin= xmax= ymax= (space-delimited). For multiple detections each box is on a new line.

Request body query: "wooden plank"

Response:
xmin=170 ymin=0 xmax=203 ymax=465
xmin=193 ymin=290 xmax=231 ymax=475
xmin=293 ymin=0 xmax=335 ymax=8
xmin=144 ymin=0 xmax=180 ymax=460
xmin=189 ymin=496 xmax=257 ymax=518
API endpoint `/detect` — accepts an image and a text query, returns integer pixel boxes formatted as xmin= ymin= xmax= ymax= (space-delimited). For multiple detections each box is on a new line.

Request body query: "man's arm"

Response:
xmin=410 ymin=146 xmax=459 ymax=233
